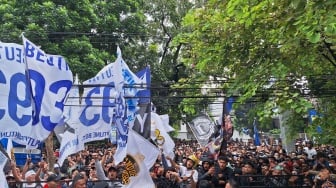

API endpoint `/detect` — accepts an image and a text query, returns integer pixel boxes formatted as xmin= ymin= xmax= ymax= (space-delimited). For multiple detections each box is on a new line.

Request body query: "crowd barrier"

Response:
xmin=8 ymin=175 xmax=312 ymax=188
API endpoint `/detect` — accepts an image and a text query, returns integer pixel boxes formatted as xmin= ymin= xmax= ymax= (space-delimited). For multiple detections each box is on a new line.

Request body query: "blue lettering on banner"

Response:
xmin=59 ymin=137 xmax=80 ymax=157
xmin=24 ymin=41 xmax=70 ymax=71
xmin=79 ymin=82 xmax=117 ymax=126
xmin=0 ymin=131 xmax=41 ymax=147
xmin=0 ymin=70 xmax=6 ymax=120
xmin=28 ymin=70 xmax=72 ymax=131
xmin=0 ymin=45 xmax=24 ymax=63
xmin=0 ymin=70 xmax=71 ymax=130
xmin=87 ymin=68 xmax=114 ymax=83
xmin=0 ymin=70 xmax=32 ymax=126
xmin=82 ymin=131 xmax=109 ymax=141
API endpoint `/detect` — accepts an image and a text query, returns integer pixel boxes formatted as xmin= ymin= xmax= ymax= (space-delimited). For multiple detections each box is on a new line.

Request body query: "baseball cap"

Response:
xmin=47 ymin=174 xmax=61 ymax=182
xmin=25 ymin=170 xmax=36 ymax=177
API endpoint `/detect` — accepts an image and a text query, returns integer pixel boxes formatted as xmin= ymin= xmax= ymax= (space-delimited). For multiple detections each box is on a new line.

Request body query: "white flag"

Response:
xmin=77 ymin=62 xmax=120 ymax=144
xmin=160 ymin=114 xmax=175 ymax=132
xmin=57 ymin=130 xmax=84 ymax=166
xmin=22 ymin=36 xmax=73 ymax=148
xmin=122 ymin=129 xmax=159 ymax=188
xmin=113 ymin=48 xmax=142 ymax=165
xmin=0 ymin=42 xmax=35 ymax=147
xmin=151 ymin=112 xmax=175 ymax=159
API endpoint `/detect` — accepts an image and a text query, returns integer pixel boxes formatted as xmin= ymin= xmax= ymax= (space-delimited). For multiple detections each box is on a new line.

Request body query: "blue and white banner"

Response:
xmin=0 ymin=39 xmax=73 ymax=148
xmin=114 ymin=48 xmax=142 ymax=164
xmin=0 ymin=42 xmax=34 ymax=146
xmin=22 ymin=36 xmax=73 ymax=147
xmin=78 ymin=62 xmax=120 ymax=144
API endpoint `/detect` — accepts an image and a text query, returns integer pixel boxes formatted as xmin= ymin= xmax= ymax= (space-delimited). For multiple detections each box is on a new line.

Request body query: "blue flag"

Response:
xmin=253 ymin=118 xmax=261 ymax=146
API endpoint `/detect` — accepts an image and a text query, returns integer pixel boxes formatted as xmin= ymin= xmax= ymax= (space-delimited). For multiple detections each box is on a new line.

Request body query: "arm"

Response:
xmin=166 ymin=156 xmax=180 ymax=169
xmin=93 ymin=153 xmax=108 ymax=180
xmin=21 ymin=157 xmax=31 ymax=180
xmin=35 ymin=162 xmax=42 ymax=181
xmin=10 ymin=161 xmax=22 ymax=182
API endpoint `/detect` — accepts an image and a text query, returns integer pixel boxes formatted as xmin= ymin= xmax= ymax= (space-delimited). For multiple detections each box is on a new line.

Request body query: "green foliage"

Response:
xmin=270 ymin=129 xmax=280 ymax=135
xmin=175 ymin=0 xmax=336 ymax=144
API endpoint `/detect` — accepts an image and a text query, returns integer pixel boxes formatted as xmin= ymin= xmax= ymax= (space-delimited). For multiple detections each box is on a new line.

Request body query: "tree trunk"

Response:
xmin=45 ymin=132 xmax=55 ymax=171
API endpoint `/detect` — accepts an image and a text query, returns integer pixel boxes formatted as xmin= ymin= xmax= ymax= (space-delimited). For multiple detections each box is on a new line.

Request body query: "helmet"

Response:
xmin=187 ymin=154 xmax=200 ymax=167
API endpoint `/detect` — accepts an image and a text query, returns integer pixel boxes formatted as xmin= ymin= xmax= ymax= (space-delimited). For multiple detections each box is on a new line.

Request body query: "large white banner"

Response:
xmin=77 ymin=47 xmax=141 ymax=151
xmin=0 ymin=42 xmax=34 ymax=146
xmin=77 ymin=62 xmax=120 ymax=144
xmin=22 ymin=36 xmax=73 ymax=148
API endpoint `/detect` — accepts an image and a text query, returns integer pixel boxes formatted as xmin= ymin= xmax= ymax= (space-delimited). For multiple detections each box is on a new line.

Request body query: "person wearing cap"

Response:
xmin=10 ymin=160 xmax=42 ymax=188
xmin=53 ymin=163 xmax=63 ymax=179
xmin=167 ymin=154 xmax=199 ymax=188
xmin=6 ymin=172 xmax=17 ymax=188
xmin=43 ymin=173 xmax=62 ymax=188
xmin=265 ymin=165 xmax=288 ymax=187
xmin=71 ymin=173 xmax=87 ymax=188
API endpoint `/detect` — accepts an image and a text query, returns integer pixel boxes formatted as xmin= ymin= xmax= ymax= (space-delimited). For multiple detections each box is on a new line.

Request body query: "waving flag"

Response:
xmin=133 ymin=67 xmax=151 ymax=138
xmin=151 ymin=112 xmax=175 ymax=159
xmin=0 ymin=42 xmax=34 ymax=146
xmin=22 ymin=36 xmax=73 ymax=148
xmin=122 ymin=129 xmax=159 ymax=188
xmin=77 ymin=61 xmax=121 ymax=145
xmin=219 ymin=97 xmax=234 ymax=154
xmin=114 ymin=48 xmax=142 ymax=164
xmin=58 ymin=130 xmax=84 ymax=166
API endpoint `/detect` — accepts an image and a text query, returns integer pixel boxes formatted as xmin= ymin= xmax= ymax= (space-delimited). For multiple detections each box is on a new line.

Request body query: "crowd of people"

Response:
xmin=4 ymin=138 xmax=336 ymax=188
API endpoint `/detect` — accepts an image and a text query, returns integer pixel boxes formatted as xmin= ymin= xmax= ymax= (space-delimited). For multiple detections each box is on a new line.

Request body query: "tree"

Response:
xmin=175 ymin=0 xmax=336 ymax=144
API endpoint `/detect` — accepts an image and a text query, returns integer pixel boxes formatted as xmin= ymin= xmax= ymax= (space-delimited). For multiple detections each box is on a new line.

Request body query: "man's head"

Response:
xmin=25 ymin=170 xmax=36 ymax=182
xmin=217 ymin=156 xmax=229 ymax=169
xmin=54 ymin=163 xmax=60 ymax=173
xmin=186 ymin=155 xmax=199 ymax=169
xmin=72 ymin=173 xmax=87 ymax=188
xmin=241 ymin=161 xmax=254 ymax=175
xmin=6 ymin=173 xmax=16 ymax=188
xmin=46 ymin=173 xmax=61 ymax=188
xmin=107 ymin=166 xmax=118 ymax=180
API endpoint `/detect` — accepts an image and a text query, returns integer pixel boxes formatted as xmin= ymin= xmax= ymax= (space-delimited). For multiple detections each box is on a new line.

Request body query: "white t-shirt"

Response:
xmin=179 ymin=165 xmax=198 ymax=183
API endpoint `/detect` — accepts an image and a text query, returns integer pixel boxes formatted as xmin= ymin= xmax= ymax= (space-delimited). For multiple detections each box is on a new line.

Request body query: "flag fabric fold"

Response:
xmin=58 ymin=130 xmax=84 ymax=166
